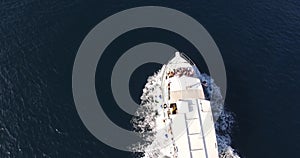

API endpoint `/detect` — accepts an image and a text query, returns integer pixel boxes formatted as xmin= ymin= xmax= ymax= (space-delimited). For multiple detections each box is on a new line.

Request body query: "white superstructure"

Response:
xmin=144 ymin=52 xmax=219 ymax=158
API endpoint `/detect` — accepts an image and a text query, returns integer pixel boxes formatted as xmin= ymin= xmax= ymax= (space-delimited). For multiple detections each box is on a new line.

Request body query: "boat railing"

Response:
xmin=180 ymin=53 xmax=195 ymax=66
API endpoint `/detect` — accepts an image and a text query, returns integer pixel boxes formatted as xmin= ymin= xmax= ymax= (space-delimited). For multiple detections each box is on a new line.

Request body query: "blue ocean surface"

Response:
xmin=1 ymin=0 xmax=300 ymax=157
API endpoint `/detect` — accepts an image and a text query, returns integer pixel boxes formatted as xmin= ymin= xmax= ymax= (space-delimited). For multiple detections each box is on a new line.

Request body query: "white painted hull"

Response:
xmin=145 ymin=52 xmax=219 ymax=158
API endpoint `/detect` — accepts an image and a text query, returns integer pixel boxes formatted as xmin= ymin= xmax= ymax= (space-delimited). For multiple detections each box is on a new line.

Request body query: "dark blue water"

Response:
xmin=1 ymin=0 xmax=300 ymax=157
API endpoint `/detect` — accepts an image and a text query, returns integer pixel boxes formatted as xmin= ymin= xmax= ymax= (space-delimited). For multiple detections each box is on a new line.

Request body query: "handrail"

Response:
xmin=180 ymin=53 xmax=195 ymax=66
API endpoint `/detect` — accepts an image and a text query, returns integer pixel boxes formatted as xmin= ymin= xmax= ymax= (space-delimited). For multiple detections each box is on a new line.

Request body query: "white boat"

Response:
xmin=144 ymin=52 xmax=219 ymax=158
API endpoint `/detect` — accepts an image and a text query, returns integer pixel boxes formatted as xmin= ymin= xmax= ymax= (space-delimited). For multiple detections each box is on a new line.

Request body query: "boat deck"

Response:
xmin=144 ymin=52 xmax=219 ymax=158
